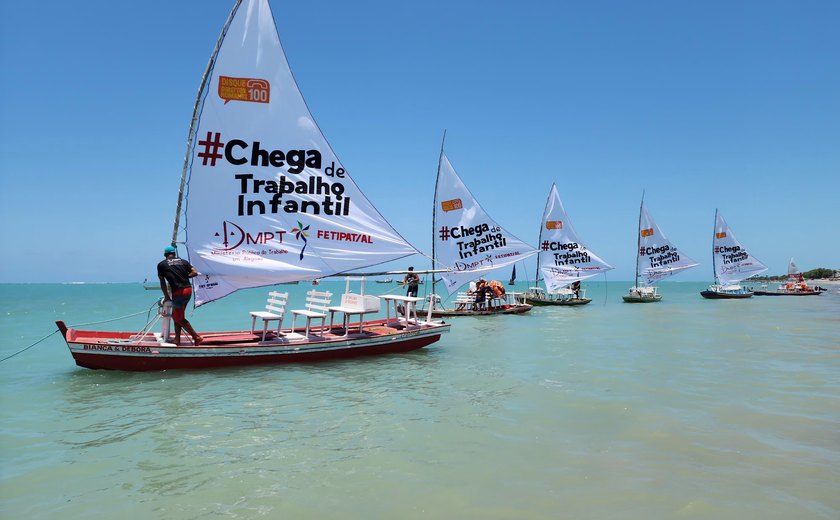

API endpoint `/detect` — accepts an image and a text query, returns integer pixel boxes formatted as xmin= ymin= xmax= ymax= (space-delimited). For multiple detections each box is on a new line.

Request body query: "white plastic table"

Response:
xmin=380 ymin=294 xmax=423 ymax=326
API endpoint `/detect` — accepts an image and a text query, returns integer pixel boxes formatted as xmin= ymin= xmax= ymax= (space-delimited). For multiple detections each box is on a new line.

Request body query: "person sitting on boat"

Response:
xmin=488 ymin=280 xmax=506 ymax=308
xmin=489 ymin=280 xmax=505 ymax=297
xmin=158 ymin=246 xmax=203 ymax=346
xmin=474 ymin=279 xmax=488 ymax=310
xmin=402 ymin=266 xmax=420 ymax=298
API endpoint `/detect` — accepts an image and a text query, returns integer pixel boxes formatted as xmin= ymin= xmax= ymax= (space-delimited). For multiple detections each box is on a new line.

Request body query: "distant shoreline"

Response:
xmin=749 ymin=277 xmax=840 ymax=283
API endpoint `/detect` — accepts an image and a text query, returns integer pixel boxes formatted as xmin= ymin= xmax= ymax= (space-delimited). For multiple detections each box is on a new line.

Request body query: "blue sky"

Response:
xmin=1 ymin=0 xmax=838 ymax=283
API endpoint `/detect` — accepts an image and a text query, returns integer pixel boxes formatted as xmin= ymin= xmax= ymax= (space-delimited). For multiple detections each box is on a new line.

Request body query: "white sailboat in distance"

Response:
xmin=623 ymin=195 xmax=698 ymax=303
xmin=700 ymin=209 xmax=767 ymax=299
xmin=424 ymin=148 xmax=537 ymax=316
xmin=526 ymin=183 xmax=613 ymax=305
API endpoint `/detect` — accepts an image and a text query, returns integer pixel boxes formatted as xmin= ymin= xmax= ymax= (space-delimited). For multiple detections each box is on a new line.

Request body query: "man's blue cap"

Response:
xmin=164 ymin=246 xmax=177 ymax=255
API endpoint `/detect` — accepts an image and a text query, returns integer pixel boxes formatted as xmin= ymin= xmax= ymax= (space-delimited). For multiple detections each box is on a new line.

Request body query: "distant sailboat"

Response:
xmin=788 ymin=257 xmax=799 ymax=278
xmin=623 ymin=195 xmax=697 ymax=303
xmin=526 ymin=183 xmax=613 ymax=306
xmin=508 ymin=265 xmax=516 ymax=286
xmin=423 ymin=148 xmax=537 ymax=316
xmin=754 ymin=256 xmax=826 ymax=296
xmin=700 ymin=209 xmax=767 ymax=299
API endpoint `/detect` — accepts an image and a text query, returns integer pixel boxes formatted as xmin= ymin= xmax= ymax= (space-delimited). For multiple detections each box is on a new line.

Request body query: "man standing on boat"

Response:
xmin=157 ymin=246 xmax=203 ymax=346
xmin=402 ymin=267 xmax=420 ymax=297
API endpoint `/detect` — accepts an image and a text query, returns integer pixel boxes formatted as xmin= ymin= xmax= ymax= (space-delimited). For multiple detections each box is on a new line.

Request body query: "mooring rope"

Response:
xmin=0 ymin=331 xmax=59 ymax=363
xmin=0 ymin=300 xmax=162 ymax=364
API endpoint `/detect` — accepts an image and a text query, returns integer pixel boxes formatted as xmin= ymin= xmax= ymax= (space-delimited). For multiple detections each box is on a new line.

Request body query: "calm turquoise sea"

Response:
xmin=1 ymin=281 xmax=838 ymax=519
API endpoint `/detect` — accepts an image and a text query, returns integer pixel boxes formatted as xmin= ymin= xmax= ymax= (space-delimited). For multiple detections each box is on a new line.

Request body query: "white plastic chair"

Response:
xmin=290 ymin=290 xmax=333 ymax=337
xmin=249 ymin=291 xmax=288 ymax=341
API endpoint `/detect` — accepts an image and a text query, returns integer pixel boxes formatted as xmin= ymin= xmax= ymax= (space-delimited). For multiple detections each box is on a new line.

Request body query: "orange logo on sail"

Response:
xmin=715 ymin=232 xmax=727 ymax=239
xmin=640 ymin=228 xmax=654 ymax=237
xmin=546 ymin=220 xmax=563 ymax=230
xmin=218 ymin=76 xmax=270 ymax=104
xmin=441 ymin=199 xmax=463 ymax=212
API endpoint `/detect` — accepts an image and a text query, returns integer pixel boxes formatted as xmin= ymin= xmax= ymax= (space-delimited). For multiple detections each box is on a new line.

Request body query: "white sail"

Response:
xmin=433 ymin=152 xmax=537 ymax=295
xmin=711 ymin=210 xmax=767 ymax=285
xmin=537 ymin=183 xmax=613 ymax=293
xmin=787 ymin=257 xmax=798 ymax=277
xmin=636 ymin=202 xmax=698 ymax=285
xmin=183 ymin=0 xmax=416 ymax=306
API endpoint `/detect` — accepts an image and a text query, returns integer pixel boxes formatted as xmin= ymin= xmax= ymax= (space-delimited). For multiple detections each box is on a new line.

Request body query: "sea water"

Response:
xmin=1 ymin=281 xmax=838 ymax=519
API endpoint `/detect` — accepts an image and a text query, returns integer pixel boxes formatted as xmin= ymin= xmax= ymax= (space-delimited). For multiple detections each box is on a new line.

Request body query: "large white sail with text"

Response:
xmin=712 ymin=210 xmax=767 ymax=285
xmin=183 ymin=0 xmax=415 ymax=305
xmin=433 ymin=152 xmax=537 ymax=295
xmin=538 ymin=184 xmax=613 ymax=293
xmin=636 ymin=203 xmax=698 ymax=285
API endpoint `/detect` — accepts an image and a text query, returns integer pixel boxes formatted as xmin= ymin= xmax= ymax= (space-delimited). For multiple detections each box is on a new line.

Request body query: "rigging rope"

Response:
xmin=0 ymin=299 xmax=163 ymax=364
xmin=602 ymin=271 xmax=609 ymax=306
xmin=66 ymin=300 xmax=160 ymax=328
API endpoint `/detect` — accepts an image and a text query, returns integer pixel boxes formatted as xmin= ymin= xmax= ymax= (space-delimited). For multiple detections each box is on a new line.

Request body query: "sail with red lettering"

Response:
xmin=181 ymin=0 xmax=415 ymax=306
xmin=537 ymin=183 xmax=613 ymax=293
xmin=635 ymin=202 xmax=698 ymax=285
xmin=712 ymin=210 xmax=767 ymax=285
xmin=432 ymin=151 xmax=537 ymax=295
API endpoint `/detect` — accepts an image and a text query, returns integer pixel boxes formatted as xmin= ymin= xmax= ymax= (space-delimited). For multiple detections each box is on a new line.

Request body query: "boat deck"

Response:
xmin=57 ymin=318 xmax=450 ymax=371
xmin=418 ymin=304 xmax=533 ymax=317
xmin=63 ymin=318 xmax=427 ymax=347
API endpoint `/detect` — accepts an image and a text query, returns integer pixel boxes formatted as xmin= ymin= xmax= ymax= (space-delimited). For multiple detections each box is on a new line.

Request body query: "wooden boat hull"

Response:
xmin=700 ymin=290 xmax=752 ymax=299
xmin=417 ymin=304 xmax=533 ymax=317
xmin=525 ymin=297 xmax=591 ymax=306
xmin=56 ymin=319 xmax=449 ymax=371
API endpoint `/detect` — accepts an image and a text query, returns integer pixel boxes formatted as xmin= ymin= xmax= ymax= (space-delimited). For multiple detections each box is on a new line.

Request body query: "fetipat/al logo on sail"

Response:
xmin=218 ymin=76 xmax=270 ymax=104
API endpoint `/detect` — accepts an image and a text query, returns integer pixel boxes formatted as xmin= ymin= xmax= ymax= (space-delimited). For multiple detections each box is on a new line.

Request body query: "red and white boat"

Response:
xmin=56 ymin=0 xmax=450 ymax=370
xmin=754 ymin=259 xmax=826 ymax=296
xmin=56 ymin=310 xmax=448 ymax=372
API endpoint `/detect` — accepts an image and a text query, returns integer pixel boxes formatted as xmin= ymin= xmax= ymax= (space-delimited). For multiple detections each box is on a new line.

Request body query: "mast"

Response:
xmin=169 ymin=0 xmax=243 ymax=247
xmin=430 ymin=130 xmax=447 ymax=298
xmin=712 ymin=208 xmax=719 ymax=285
xmin=635 ymin=191 xmax=644 ymax=288
xmin=536 ymin=183 xmax=554 ymax=290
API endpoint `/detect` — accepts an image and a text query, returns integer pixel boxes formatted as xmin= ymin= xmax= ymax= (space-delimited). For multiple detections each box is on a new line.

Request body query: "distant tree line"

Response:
xmin=751 ymin=267 xmax=836 ymax=281
xmin=804 ymin=268 xmax=836 ymax=279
